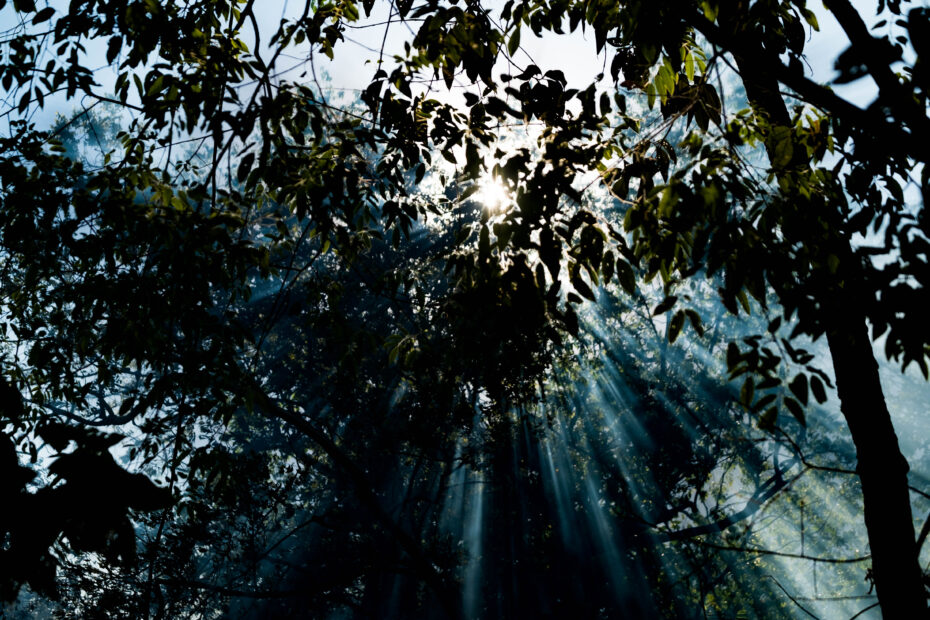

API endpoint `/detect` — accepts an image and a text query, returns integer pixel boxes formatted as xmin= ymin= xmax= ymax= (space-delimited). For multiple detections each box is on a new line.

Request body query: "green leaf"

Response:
xmin=736 ymin=289 xmax=751 ymax=314
xmin=147 ymin=75 xmax=165 ymax=96
xmin=769 ymin=126 xmax=794 ymax=168
xmin=740 ymin=376 xmax=754 ymax=407
xmin=802 ymin=8 xmax=819 ymax=31
xmin=700 ymin=0 xmax=717 ymax=21
xmin=507 ymin=26 xmax=521 ymax=56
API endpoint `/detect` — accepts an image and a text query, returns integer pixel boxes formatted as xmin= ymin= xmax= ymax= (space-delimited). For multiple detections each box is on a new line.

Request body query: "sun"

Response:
xmin=474 ymin=175 xmax=511 ymax=213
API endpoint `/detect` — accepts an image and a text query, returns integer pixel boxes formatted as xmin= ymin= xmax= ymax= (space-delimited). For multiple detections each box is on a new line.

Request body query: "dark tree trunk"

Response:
xmin=827 ymin=308 xmax=927 ymax=617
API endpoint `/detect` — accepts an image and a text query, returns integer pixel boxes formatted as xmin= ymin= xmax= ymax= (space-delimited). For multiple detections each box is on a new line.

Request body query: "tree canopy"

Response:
xmin=1 ymin=0 xmax=929 ymax=617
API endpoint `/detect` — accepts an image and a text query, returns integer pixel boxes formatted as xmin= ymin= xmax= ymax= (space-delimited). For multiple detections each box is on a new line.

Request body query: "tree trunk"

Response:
xmin=827 ymin=308 xmax=927 ymax=617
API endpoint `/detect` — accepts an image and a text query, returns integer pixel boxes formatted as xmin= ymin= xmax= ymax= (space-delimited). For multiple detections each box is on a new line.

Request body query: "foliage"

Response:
xmin=1 ymin=0 xmax=928 ymax=617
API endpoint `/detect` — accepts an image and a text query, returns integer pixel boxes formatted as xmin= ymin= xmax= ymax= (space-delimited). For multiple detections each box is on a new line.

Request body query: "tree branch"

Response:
xmin=653 ymin=461 xmax=805 ymax=541
xmin=688 ymin=11 xmax=929 ymax=161
xmin=691 ymin=540 xmax=871 ymax=564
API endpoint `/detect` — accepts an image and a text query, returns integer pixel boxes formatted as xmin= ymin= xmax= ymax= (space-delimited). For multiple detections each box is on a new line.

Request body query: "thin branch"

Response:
xmin=849 ymin=602 xmax=880 ymax=619
xmin=692 ymin=540 xmax=872 ymax=564
xmin=768 ymin=576 xmax=821 ymax=619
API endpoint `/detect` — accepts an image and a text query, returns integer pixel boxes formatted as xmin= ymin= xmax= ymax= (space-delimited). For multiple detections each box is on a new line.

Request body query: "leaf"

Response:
xmin=387 ymin=339 xmax=402 ymax=365
xmin=601 ymin=250 xmax=614 ymax=283
xmin=685 ymin=50 xmax=695 ymax=82
xmin=752 ymin=393 xmax=777 ymax=413
xmin=571 ymin=270 xmax=596 ymax=301
xmin=147 ymin=75 xmax=165 ymax=97
xmin=700 ymin=0 xmax=717 ymax=21
xmin=32 ymin=6 xmax=53 ymax=23
xmin=507 ymin=26 xmax=521 ymax=56
xmin=788 ymin=373 xmax=808 ymax=406
xmin=616 ymin=258 xmax=635 ymax=294
xmin=726 ymin=342 xmax=741 ymax=370
xmin=802 ymin=8 xmax=819 ymax=31
xmin=684 ymin=309 xmax=704 ymax=337
xmin=740 ymin=376 xmax=754 ymax=407
xmin=17 ymin=89 xmax=31 ymax=113
xmin=516 ymin=64 xmax=540 ymax=80
xmin=236 ymin=152 xmax=255 ymax=183
xmin=668 ymin=310 xmax=685 ymax=343
xmin=810 ymin=374 xmax=827 ymax=404
xmin=769 ymin=126 xmax=794 ymax=168
xmin=652 ymin=295 xmax=677 ymax=315
xmin=757 ymin=376 xmax=781 ymax=390
xmin=107 ymin=36 xmax=123 ymax=65
xmin=784 ymin=396 xmax=806 ymax=426
xmin=736 ymin=289 xmax=751 ymax=314
xmin=759 ymin=406 xmax=778 ymax=430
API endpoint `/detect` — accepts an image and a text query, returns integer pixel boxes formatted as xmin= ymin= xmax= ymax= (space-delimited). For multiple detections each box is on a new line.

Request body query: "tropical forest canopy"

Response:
xmin=1 ymin=0 xmax=929 ymax=617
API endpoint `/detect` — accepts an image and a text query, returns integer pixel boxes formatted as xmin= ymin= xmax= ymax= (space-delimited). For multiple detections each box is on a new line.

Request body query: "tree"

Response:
xmin=593 ymin=2 xmax=930 ymax=615
xmin=0 ymin=0 xmax=928 ymax=617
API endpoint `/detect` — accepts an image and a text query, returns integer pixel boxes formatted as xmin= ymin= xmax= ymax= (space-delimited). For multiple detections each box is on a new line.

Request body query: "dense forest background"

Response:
xmin=1 ymin=0 xmax=929 ymax=617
